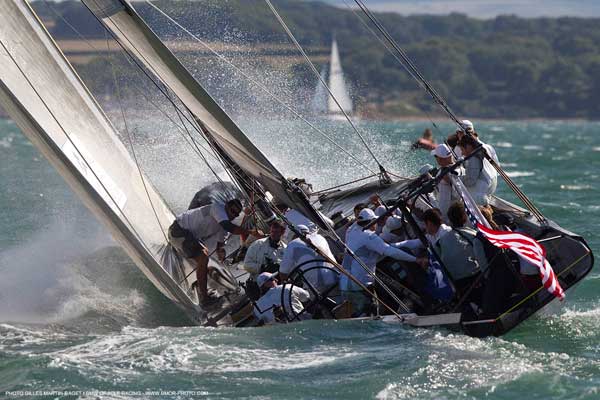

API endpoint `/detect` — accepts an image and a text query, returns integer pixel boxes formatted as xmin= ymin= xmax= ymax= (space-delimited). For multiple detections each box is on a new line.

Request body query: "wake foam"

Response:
xmin=0 ymin=217 xmax=184 ymax=331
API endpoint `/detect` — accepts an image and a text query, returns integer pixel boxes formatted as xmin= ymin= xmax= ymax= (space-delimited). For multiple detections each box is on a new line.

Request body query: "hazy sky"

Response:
xmin=323 ymin=0 xmax=600 ymax=18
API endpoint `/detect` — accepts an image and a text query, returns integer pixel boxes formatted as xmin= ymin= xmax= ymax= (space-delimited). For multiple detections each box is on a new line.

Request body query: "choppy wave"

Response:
xmin=560 ymin=184 xmax=593 ymax=191
xmin=506 ymin=171 xmax=535 ymax=178
xmin=2 ymin=118 xmax=600 ymax=399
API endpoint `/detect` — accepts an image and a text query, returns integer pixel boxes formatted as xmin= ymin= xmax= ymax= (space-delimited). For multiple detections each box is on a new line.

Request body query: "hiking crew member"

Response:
xmin=243 ymin=220 xmax=287 ymax=277
xmin=168 ymin=199 xmax=258 ymax=305
xmin=253 ymin=272 xmax=310 ymax=324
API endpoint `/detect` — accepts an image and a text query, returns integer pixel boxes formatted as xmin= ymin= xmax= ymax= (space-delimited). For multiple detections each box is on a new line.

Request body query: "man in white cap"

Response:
xmin=447 ymin=119 xmax=474 ymax=158
xmin=431 ymin=143 xmax=460 ymax=221
xmin=281 ymin=207 xmax=334 ymax=243
xmin=279 ymin=225 xmax=338 ymax=293
xmin=343 ymin=208 xmax=428 ymax=316
xmin=458 ymin=135 xmax=498 ymax=205
xmin=253 ymin=272 xmax=311 ymax=324
xmin=380 ymin=215 xmax=406 ymax=243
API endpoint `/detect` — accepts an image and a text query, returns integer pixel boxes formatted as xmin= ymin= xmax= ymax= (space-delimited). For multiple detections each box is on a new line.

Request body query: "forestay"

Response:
xmin=0 ymin=0 xmax=199 ymax=319
xmin=82 ymin=0 xmax=331 ymax=231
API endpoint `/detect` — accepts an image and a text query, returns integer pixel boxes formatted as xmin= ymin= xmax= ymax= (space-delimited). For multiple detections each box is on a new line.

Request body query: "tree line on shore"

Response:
xmin=32 ymin=0 xmax=600 ymax=119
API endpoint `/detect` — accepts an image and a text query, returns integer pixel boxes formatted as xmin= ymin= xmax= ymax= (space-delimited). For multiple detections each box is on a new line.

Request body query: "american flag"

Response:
xmin=477 ymin=224 xmax=564 ymax=300
xmin=448 ymin=175 xmax=564 ymax=301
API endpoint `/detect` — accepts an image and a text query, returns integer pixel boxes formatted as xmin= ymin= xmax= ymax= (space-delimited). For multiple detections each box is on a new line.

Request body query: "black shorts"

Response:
xmin=168 ymin=221 xmax=207 ymax=258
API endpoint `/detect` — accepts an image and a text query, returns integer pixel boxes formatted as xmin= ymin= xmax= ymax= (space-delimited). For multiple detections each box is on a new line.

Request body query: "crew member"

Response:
xmin=435 ymin=202 xmax=488 ymax=292
xmin=459 ymin=135 xmax=498 ymax=205
xmin=431 ymin=143 xmax=459 ymax=220
xmin=168 ymin=199 xmax=259 ymax=305
xmin=412 ymin=128 xmax=436 ymax=150
xmin=253 ymin=272 xmax=311 ymax=324
xmin=279 ymin=225 xmax=338 ymax=293
xmin=243 ymin=220 xmax=287 ymax=277
xmin=344 ymin=208 xmax=428 ymax=316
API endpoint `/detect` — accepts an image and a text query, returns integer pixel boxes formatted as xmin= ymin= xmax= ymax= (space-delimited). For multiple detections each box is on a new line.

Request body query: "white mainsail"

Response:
xmin=82 ymin=0 xmax=331 ymax=232
xmin=327 ymin=38 xmax=353 ymax=115
xmin=0 ymin=0 xmax=200 ymax=321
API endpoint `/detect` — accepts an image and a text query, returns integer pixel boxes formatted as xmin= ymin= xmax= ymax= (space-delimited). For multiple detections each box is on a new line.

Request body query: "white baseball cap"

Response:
xmin=357 ymin=208 xmax=377 ymax=222
xmin=374 ymin=205 xmax=387 ymax=217
xmin=460 ymin=119 xmax=474 ymax=131
xmin=257 ymin=272 xmax=275 ymax=288
xmin=384 ymin=215 xmax=403 ymax=232
xmin=431 ymin=144 xmax=452 ymax=158
xmin=295 ymin=224 xmax=310 ymax=234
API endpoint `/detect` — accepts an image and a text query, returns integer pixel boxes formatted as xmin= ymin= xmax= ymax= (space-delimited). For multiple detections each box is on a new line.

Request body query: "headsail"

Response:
xmin=0 ymin=0 xmax=199 ymax=319
xmin=327 ymin=39 xmax=353 ymax=115
xmin=82 ymin=0 xmax=331 ymax=230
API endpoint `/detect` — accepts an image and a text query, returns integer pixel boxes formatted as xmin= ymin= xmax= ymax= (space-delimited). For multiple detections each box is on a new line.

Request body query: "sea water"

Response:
xmin=1 ymin=117 xmax=599 ymax=399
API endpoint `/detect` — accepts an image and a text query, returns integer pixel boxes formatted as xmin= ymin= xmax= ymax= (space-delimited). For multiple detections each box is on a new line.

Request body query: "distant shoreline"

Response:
xmin=1 ymin=114 xmax=597 ymax=123
xmin=367 ymin=115 xmax=596 ymax=123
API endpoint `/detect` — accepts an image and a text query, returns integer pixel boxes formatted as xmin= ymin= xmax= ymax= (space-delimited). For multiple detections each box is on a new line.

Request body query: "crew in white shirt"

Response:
xmin=253 ymin=272 xmax=310 ymax=324
xmin=431 ymin=143 xmax=460 ymax=222
xmin=379 ymin=215 xmax=406 ymax=243
xmin=344 ymin=208 xmax=428 ymax=315
xmin=282 ymin=208 xmax=334 ymax=243
xmin=458 ymin=135 xmax=498 ymax=205
xmin=243 ymin=220 xmax=287 ymax=277
xmin=168 ymin=198 xmax=260 ymax=306
xmin=279 ymin=225 xmax=338 ymax=293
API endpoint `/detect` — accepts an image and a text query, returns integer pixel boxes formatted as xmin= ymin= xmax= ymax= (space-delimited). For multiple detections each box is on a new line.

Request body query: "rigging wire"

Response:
xmin=144 ymin=0 xmax=378 ymax=176
xmin=0 ymin=38 xmax=157 ymax=260
xmin=105 ymin=32 xmax=169 ymax=243
xmin=340 ymin=0 xmax=443 ymax=136
xmin=263 ymin=0 xmax=390 ymax=179
xmin=352 ymin=0 xmax=463 ymax=129
xmin=351 ymin=0 xmax=547 ymax=222
xmin=80 ymin=0 xmax=411 ymax=311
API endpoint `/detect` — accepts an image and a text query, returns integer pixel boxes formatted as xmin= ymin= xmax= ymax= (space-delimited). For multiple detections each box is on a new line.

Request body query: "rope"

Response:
xmin=0 ymin=38 xmax=156 ymax=259
xmin=106 ymin=32 xmax=169 ymax=243
xmin=144 ymin=0 xmax=378 ymax=176
xmin=493 ymin=251 xmax=591 ymax=322
xmin=311 ymin=173 xmax=378 ymax=196
xmin=263 ymin=0 xmax=389 ymax=177
xmin=352 ymin=0 xmax=463 ymax=129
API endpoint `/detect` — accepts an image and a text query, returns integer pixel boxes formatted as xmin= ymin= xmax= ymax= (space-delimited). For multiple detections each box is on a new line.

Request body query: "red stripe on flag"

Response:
xmin=477 ymin=223 xmax=564 ymax=301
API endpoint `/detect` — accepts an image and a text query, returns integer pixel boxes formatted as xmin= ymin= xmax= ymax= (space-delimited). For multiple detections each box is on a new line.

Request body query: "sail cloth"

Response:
xmin=327 ymin=39 xmax=353 ymax=114
xmin=81 ymin=0 xmax=330 ymax=231
xmin=0 ymin=1 xmax=198 ymax=316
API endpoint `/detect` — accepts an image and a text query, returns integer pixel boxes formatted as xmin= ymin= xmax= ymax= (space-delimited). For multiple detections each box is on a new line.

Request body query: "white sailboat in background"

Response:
xmin=312 ymin=38 xmax=354 ymax=120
